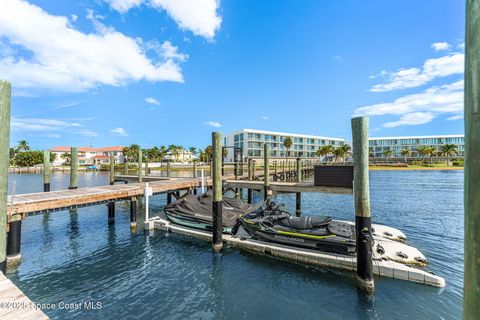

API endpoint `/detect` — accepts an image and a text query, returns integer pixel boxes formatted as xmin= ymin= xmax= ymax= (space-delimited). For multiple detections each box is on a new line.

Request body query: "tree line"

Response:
xmin=9 ymin=140 xmax=56 ymax=167
xmin=379 ymin=144 xmax=459 ymax=166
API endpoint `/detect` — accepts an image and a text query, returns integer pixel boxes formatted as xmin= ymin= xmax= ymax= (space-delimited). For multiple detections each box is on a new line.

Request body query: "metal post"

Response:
xmin=296 ymin=157 xmax=301 ymax=183
xmin=212 ymin=132 xmax=223 ymax=251
xmin=264 ymin=144 xmax=270 ymax=201
xmin=352 ymin=116 xmax=374 ymax=293
xmin=0 ymin=80 xmax=10 ymax=274
xmin=138 ymin=148 xmax=143 ymax=183
xmin=43 ymin=150 xmax=51 ymax=192
xmin=130 ymin=197 xmax=137 ymax=229
xmin=465 ymin=3 xmax=480 ymax=316
xmin=69 ymin=147 xmax=78 ymax=189
xmin=295 ymin=192 xmax=301 ymax=217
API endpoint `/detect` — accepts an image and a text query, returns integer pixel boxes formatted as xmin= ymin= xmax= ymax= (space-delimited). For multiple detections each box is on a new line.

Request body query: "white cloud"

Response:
xmin=332 ymin=55 xmax=343 ymax=63
xmin=76 ymin=130 xmax=98 ymax=137
xmin=11 ymin=118 xmax=82 ymax=131
xmin=447 ymin=114 xmax=463 ymax=121
xmin=145 ymin=97 xmax=161 ymax=105
xmin=107 ymin=0 xmax=143 ymax=12
xmin=431 ymin=42 xmax=451 ymax=51
xmin=370 ymin=53 xmax=464 ymax=92
xmin=107 ymin=0 xmax=222 ymax=39
xmin=383 ymin=112 xmax=435 ymax=128
xmin=354 ymin=80 xmax=463 ymax=127
xmin=261 ymin=116 xmax=269 ymax=120
xmin=0 ymin=0 xmax=186 ymax=94
xmin=110 ymin=127 xmax=129 ymax=136
xmin=204 ymin=121 xmax=222 ymax=128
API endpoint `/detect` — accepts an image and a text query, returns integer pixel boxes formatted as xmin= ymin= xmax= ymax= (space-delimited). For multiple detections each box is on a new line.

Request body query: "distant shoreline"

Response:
xmin=369 ymin=166 xmax=464 ymax=171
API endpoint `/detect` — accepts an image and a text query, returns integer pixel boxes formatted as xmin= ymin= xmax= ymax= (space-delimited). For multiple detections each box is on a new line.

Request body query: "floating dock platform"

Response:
xmin=147 ymin=215 xmax=446 ymax=288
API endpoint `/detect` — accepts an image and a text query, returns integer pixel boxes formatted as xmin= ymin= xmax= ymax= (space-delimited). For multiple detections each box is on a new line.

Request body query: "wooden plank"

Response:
xmin=225 ymin=180 xmax=352 ymax=194
xmin=0 ymin=273 xmax=48 ymax=319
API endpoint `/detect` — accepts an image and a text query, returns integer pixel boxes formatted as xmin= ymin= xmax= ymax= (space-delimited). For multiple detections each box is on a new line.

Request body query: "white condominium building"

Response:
xmin=224 ymin=129 xmax=346 ymax=162
xmin=369 ymin=135 xmax=464 ymax=158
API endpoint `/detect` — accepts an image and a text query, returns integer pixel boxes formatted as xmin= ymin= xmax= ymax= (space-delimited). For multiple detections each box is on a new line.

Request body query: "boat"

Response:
xmin=233 ymin=201 xmax=427 ymax=266
xmin=164 ymin=193 xmax=255 ymax=233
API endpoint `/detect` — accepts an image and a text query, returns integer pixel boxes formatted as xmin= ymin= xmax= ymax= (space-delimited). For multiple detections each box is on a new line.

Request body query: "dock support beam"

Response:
xmin=212 ymin=132 xmax=223 ymax=252
xmin=108 ymin=153 xmax=115 ymax=224
xmin=352 ymin=116 xmax=374 ymax=293
xmin=464 ymin=3 xmax=480 ymax=317
xmin=264 ymin=144 xmax=270 ymax=200
xmin=6 ymin=220 xmax=21 ymax=261
xmin=138 ymin=148 xmax=143 ymax=183
xmin=0 ymin=80 xmax=11 ymax=274
xmin=247 ymin=159 xmax=253 ymax=204
xmin=69 ymin=147 xmax=78 ymax=190
xmin=43 ymin=150 xmax=51 ymax=192
xmin=130 ymin=197 xmax=137 ymax=229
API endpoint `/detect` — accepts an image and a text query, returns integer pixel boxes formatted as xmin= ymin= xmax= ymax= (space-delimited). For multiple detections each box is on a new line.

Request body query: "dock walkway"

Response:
xmin=8 ymin=177 xmax=211 ymax=221
xmin=0 ymin=273 xmax=48 ymax=319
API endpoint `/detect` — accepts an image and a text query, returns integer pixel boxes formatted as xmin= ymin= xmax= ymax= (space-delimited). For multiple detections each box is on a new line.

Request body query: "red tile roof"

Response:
xmin=49 ymin=146 xmax=124 ymax=153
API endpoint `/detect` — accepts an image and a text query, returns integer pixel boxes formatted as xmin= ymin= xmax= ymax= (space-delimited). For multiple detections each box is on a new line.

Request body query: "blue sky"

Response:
xmin=1 ymin=0 xmax=465 ymax=150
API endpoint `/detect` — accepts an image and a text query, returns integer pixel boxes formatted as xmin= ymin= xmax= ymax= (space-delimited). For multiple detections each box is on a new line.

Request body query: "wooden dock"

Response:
xmin=0 ymin=273 xmax=49 ymax=319
xmin=8 ymin=177 xmax=211 ymax=221
xmin=225 ymin=180 xmax=352 ymax=194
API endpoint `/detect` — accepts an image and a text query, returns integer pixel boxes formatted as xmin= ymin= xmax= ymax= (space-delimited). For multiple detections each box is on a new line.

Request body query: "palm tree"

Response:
xmin=382 ymin=147 xmax=393 ymax=158
xmin=16 ymin=140 xmax=30 ymax=152
xmin=189 ymin=146 xmax=197 ymax=157
xmin=416 ymin=146 xmax=428 ymax=164
xmin=283 ymin=137 xmax=293 ymax=159
xmin=123 ymin=144 xmax=140 ymax=162
xmin=61 ymin=152 xmax=71 ymax=165
xmin=440 ymin=144 xmax=458 ymax=166
xmin=316 ymin=145 xmax=334 ymax=163
xmin=400 ymin=149 xmax=410 ymax=163
xmin=205 ymin=145 xmax=213 ymax=162
xmin=335 ymin=144 xmax=351 ymax=163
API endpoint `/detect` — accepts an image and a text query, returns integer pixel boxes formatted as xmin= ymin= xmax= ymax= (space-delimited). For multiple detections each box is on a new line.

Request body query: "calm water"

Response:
xmin=6 ymin=170 xmax=463 ymax=319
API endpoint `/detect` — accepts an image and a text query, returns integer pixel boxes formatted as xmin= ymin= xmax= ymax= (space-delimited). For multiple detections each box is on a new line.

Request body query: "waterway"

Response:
xmin=6 ymin=170 xmax=463 ymax=319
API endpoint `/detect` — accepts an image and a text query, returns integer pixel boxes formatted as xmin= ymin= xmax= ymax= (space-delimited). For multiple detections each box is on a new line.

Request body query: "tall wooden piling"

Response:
xmin=69 ymin=147 xmax=78 ymax=189
xmin=130 ymin=197 xmax=137 ymax=229
xmin=167 ymin=162 xmax=171 ymax=178
xmin=464 ymin=2 xmax=480 ymax=317
xmin=124 ymin=162 xmax=128 ymax=175
xmin=193 ymin=160 xmax=198 ymax=194
xmin=264 ymin=144 xmax=270 ymax=200
xmin=212 ymin=132 xmax=223 ymax=251
xmin=352 ymin=116 xmax=374 ymax=293
xmin=247 ymin=158 xmax=253 ymax=204
xmin=138 ymin=148 xmax=143 ymax=183
xmin=43 ymin=150 xmax=51 ymax=192
xmin=0 ymin=80 xmax=11 ymax=273
xmin=296 ymin=157 xmax=301 ymax=182
xmin=108 ymin=153 xmax=115 ymax=224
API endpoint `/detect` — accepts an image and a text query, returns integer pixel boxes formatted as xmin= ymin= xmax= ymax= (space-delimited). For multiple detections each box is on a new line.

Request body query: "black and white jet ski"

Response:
xmin=164 ymin=193 xmax=254 ymax=234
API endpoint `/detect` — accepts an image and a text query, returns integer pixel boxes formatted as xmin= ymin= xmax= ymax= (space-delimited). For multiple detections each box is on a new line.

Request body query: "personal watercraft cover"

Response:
xmin=164 ymin=194 xmax=254 ymax=227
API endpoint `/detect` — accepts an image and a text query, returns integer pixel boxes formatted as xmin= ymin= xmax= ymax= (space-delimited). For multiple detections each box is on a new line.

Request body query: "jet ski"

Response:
xmin=234 ymin=201 xmax=357 ymax=255
xmin=164 ymin=193 xmax=255 ymax=234
xmin=233 ymin=201 xmax=428 ymax=266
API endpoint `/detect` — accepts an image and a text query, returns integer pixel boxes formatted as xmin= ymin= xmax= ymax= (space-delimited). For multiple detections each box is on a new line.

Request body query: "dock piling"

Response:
xmin=295 ymin=192 xmax=301 ymax=217
xmin=138 ymin=148 xmax=143 ymax=183
xmin=69 ymin=147 xmax=78 ymax=189
xmin=108 ymin=153 xmax=115 ymax=224
xmin=167 ymin=162 xmax=171 ymax=178
xmin=352 ymin=116 xmax=374 ymax=293
xmin=6 ymin=220 xmax=21 ymax=262
xmin=0 ymin=80 xmax=11 ymax=273
xmin=264 ymin=144 xmax=270 ymax=200
xmin=212 ymin=132 xmax=223 ymax=252
xmin=247 ymin=159 xmax=253 ymax=204
xmin=130 ymin=197 xmax=137 ymax=230
xmin=43 ymin=150 xmax=51 ymax=192
xmin=464 ymin=3 xmax=480 ymax=317
xmin=296 ymin=157 xmax=301 ymax=182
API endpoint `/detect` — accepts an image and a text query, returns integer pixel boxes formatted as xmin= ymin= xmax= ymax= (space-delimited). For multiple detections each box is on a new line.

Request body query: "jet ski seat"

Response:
xmin=277 ymin=216 xmax=332 ymax=230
